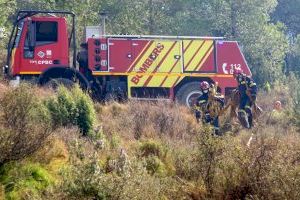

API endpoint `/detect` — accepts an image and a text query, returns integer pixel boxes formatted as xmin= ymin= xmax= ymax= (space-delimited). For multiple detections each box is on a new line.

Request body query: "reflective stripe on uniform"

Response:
xmin=249 ymin=83 xmax=256 ymax=87
xmin=245 ymin=105 xmax=251 ymax=109
xmin=238 ymin=109 xmax=247 ymax=114
xmin=199 ymin=100 xmax=207 ymax=103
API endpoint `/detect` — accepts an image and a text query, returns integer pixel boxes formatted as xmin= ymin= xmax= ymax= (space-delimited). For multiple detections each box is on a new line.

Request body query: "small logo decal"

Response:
xmin=37 ymin=51 xmax=45 ymax=58
xmin=46 ymin=50 xmax=52 ymax=58
xmin=222 ymin=63 xmax=228 ymax=74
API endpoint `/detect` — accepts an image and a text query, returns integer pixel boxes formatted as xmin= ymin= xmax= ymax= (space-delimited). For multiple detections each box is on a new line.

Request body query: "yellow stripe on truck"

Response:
xmin=185 ymin=40 xmax=214 ymax=72
xmin=19 ymin=71 xmax=42 ymax=75
xmin=147 ymin=41 xmax=181 ymax=87
xmin=195 ymin=44 xmax=214 ymax=71
xmin=129 ymin=41 xmax=174 ymax=87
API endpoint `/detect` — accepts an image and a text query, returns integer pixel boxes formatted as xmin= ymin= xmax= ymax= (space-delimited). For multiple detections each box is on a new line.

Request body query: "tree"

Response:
xmin=192 ymin=0 xmax=289 ymax=85
xmin=272 ymin=0 xmax=300 ymax=76
xmin=272 ymin=0 xmax=300 ymax=37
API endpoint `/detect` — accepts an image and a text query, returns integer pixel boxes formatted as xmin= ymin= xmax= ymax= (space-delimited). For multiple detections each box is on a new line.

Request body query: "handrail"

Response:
xmin=102 ymin=34 xmax=224 ymax=40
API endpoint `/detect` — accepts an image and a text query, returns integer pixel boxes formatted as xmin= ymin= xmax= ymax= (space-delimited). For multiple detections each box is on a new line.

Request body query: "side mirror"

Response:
xmin=27 ymin=20 xmax=35 ymax=50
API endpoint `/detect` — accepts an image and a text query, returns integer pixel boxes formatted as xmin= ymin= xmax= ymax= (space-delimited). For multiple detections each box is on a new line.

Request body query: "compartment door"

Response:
xmin=183 ymin=39 xmax=216 ymax=73
xmin=108 ymin=39 xmax=151 ymax=73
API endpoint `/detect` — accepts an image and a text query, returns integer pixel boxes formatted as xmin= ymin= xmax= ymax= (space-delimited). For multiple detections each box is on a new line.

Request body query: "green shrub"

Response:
xmin=46 ymin=86 xmax=78 ymax=126
xmin=59 ymin=157 xmax=178 ymax=200
xmin=0 ymin=162 xmax=55 ymax=200
xmin=139 ymin=140 xmax=173 ymax=176
xmin=0 ymin=84 xmax=52 ymax=165
xmin=144 ymin=156 xmax=166 ymax=175
xmin=46 ymin=85 xmax=96 ymax=135
xmin=139 ymin=140 xmax=165 ymax=158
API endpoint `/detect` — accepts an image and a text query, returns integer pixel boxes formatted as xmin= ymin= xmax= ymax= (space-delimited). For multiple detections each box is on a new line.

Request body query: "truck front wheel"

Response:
xmin=175 ymin=82 xmax=203 ymax=107
xmin=46 ymin=78 xmax=75 ymax=90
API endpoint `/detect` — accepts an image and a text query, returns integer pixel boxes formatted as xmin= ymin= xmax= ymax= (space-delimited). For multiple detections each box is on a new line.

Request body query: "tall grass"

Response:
xmin=0 ymin=80 xmax=299 ymax=199
xmin=0 ymin=84 xmax=52 ymax=165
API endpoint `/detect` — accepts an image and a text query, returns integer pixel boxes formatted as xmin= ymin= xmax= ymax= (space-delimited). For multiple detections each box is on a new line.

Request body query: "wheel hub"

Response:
xmin=186 ymin=90 xmax=202 ymax=108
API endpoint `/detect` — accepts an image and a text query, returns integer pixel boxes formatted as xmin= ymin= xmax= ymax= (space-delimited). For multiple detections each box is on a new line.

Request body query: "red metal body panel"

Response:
xmin=107 ymin=39 xmax=149 ymax=72
xmin=212 ymin=41 xmax=251 ymax=90
xmin=88 ymin=38 xmax=108 ymax=71
xmin=198 ymin=52 xmax=215 ymax=72
xmin=202 ymin=41 xmax=252 ymax=91
xmin=13 ymin=17 xmax=69 ymax=75
xmin=216 ymin=41 xmax=251 ymax=76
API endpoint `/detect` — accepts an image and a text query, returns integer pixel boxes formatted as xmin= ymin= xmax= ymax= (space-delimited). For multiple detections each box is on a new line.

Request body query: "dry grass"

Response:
xmin=97 ymin=100 xmax=199 ymax=141
xmin=0 ymin=81 xmax=300 ymax=199
xmin=0 ymin=82 xmax=8 ymax=99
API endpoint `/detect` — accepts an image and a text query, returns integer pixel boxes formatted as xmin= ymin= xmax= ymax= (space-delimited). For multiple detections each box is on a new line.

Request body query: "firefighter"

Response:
xmin=195 ymin=81 xmax=224 ymax=135
xmin=268 ymin=100 xmax=284 ymax=124
xmin=233 ymin=68 xmax=257 ymax=129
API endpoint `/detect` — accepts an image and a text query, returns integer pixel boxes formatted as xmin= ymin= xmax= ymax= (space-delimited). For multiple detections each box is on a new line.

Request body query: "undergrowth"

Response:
xmin=0 ymin=80 xmax=299 ymax=199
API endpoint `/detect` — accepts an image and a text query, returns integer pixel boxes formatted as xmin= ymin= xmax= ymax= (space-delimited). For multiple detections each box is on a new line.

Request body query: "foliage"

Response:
xmin=0 ymin=82 xmax=300 ymax=199
xmin=139 ymin=140 xmax=165 ymax=158
xmin=0 ymin=162 xmax=55 ymax=200
xmin=272 ymin=0 xmax=300 ymax=37
xmin=139 ymin=140 xmax=169 ymax=175
xmin=98 ymin=101 xmax=198 ymax=141
xmin=287 ymin=75 xmax=300 ymax=127
xmin=0 ymin=84 xmax=52 ymax=165
xmin=60 ymin=156 xmax=178 ymax=200
xmin=45 ymin=85 xmax=96 ymax=135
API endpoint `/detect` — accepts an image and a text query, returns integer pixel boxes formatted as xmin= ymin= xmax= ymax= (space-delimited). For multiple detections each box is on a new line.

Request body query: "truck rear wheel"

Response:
xmin=46 ymin=78 xmax=75 ymax=90
xmin=175 ymin=82 xmax=203 ymax=107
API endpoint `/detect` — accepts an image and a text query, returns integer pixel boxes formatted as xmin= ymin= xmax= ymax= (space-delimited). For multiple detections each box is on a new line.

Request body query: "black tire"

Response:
xmin=175 ymin=82 xmax=203 ymax=107
xmin=46 ymin=78 xmax=75 ymax=90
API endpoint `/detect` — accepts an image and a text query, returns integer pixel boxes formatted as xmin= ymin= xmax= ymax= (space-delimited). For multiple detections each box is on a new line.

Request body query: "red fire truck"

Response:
xmin=4 ymin=10 xmax=251 ymax=106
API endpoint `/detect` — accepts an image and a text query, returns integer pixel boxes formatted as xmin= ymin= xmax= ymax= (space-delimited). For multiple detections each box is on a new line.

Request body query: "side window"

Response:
xmin=24 ymin=32 xmax=34 ymax=58
xmin=36 ymin=21 xmax=58 ymax=44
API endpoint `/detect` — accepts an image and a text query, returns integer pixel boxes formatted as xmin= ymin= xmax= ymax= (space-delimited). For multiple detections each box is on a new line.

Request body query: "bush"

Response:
xmin=97 ymin=101 xmax=198 ymax=141
xmin=144 ymin=155 xmax=167 ymax=175
xmin=139 ymin=140 xmax=165 ymax=158
xmin=0 ymin=84 xmax=52 ymax=165
xmin=59 ymin=157 xmax=180 ymax=200
xmin=178 ymin=126 xmax=300 ymax=199
xmin=0 ymin=162 xmax=55 ymax=200
xmin=289 ymin=76 xmax=300 ymax=127
xmin=139 ymin=140 xmax=175 ymax=176
xmin=46 ymin=85 xmax=96 ymax=135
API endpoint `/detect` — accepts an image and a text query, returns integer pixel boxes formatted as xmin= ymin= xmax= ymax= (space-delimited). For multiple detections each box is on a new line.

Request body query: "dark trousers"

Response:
xmin=239 ymin=95 xmax=253 ymax=128
xmin=205 ymin=113 xmax=221 ymax=135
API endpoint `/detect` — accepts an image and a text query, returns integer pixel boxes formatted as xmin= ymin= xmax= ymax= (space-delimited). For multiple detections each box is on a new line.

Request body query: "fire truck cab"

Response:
xmin=5 ymin=10 xmax=251 ymax=107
